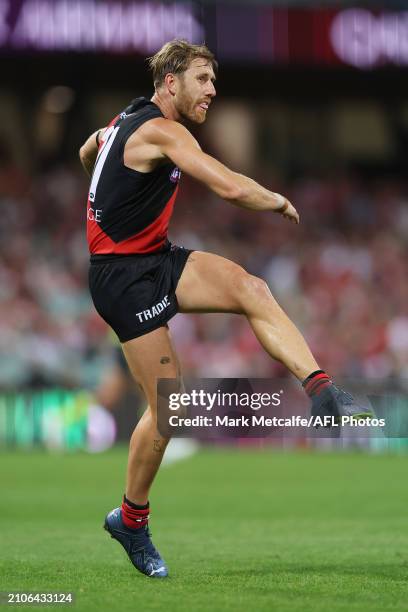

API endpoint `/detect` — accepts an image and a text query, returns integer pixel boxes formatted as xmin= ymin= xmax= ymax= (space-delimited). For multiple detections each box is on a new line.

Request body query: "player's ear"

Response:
xmin=164 ymin=73 xmax=177 ymax=97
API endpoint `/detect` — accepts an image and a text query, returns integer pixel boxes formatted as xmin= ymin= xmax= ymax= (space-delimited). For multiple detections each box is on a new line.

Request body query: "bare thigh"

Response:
xmin=176 ymin=251 xmax=264 ymax=314
xmin=121 ymin=326 xmax=181 ymax=415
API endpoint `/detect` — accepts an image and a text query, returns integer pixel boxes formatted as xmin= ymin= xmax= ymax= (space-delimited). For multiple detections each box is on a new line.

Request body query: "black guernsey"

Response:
xmin=87 ymin=97 xmax=181 ymax=255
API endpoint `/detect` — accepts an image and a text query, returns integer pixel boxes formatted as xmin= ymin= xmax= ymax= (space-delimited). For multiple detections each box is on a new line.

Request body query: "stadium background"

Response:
xmin=0 ymin=1 xmax=407 ymax=610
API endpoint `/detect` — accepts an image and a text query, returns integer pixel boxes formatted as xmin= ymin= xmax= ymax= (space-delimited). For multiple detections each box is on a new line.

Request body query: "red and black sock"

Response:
xmin=121 ymin=495 xmax=149 ymax=530
xmin=302 ymin=370 xmax=332 ymax=397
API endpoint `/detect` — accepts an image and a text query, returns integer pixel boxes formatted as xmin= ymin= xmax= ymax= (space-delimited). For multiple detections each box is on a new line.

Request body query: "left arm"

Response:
xmin=79 ymin=128 xmax=105 ymax=177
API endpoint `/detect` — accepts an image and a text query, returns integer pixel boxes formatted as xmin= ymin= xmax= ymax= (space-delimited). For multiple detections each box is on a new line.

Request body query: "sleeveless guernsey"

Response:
xmin=87 ymin=97 xmax=181 ymax=255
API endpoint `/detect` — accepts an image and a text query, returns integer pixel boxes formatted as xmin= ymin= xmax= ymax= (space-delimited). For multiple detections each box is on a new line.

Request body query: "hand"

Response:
xmin=273 ymin=194 xmax=300 ymax=224
xmin=281 ymin=199 xmax=299 ymax=224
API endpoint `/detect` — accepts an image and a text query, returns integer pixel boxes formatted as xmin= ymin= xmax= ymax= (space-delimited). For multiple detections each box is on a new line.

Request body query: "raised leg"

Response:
xmin=176 ymin=251 xmax=320 ymax=381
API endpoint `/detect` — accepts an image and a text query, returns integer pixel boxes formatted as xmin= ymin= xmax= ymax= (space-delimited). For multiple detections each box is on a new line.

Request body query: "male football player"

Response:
xmin=79 ymin=40 xmax=371 ymax=578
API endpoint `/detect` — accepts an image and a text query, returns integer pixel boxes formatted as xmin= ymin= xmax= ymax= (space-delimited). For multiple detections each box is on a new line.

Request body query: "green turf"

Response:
xmin=1 ymin=447 xmax=407 ymax=611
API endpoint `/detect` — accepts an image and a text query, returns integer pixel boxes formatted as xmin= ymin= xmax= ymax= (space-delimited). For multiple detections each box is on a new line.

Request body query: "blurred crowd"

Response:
xmin=1 ymin=156 xmax=408 ymax=391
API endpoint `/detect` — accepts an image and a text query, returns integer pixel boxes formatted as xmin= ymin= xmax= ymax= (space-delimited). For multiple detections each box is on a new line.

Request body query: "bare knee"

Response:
xmin=235 ymin=272 xmax=277 ymax=314
xmin=142 ymin=375 xmax=188 ymax=439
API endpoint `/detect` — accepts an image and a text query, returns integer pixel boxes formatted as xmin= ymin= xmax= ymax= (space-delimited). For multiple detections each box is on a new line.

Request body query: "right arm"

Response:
xmin=135 ymin=118 xmax=299 ymax=223
xmin=79 ymin=128 xmax=106 ymax=177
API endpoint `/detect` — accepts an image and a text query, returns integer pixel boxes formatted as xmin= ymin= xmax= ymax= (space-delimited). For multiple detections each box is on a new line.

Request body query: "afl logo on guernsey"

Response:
xmin=170 ymin=167 xmax=181 ymax=183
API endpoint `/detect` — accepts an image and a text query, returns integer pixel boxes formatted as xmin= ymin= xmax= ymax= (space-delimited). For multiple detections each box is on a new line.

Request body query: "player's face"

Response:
xmin=175 ymin=58 xmax=216 ymax=124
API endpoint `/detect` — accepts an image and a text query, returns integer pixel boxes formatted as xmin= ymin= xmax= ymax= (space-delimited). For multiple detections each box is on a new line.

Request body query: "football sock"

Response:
xmin=302 ymin=370 xmax=332 ymax=397
xmin=121 ymin=496 xmax=150 ymax=529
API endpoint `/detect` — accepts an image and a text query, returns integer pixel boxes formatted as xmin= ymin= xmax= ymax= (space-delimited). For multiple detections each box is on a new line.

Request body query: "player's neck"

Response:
xmin=151 ymin=91 xmax=181 ymax=122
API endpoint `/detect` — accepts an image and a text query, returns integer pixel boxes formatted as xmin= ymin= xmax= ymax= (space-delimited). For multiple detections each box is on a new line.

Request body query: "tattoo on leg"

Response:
xmin=153 ymin=439 xmax=165 ymax=453
xmin=160 ymin=356 xmax=171 ymax=364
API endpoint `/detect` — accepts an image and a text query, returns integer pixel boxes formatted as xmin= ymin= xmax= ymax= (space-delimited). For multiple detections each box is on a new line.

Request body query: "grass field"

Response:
xmin=1 ymin=447 xmax=407 ymax=611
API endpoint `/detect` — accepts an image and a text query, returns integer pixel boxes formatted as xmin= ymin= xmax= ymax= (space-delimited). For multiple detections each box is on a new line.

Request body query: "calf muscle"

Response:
xmin=120 ymin=326 xmax=181 ymax=504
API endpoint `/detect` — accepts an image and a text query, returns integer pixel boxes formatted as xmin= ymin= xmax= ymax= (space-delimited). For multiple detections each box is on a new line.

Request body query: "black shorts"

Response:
xmin=89 ymin=243 xmax=192 ymax=342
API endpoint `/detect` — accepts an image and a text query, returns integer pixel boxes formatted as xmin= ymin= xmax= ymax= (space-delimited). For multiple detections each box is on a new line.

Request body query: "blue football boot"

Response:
xmin=311 ymin=384 xmax=373 ymax=427
xmin=104 ymin=508 xmax=168 ymax=578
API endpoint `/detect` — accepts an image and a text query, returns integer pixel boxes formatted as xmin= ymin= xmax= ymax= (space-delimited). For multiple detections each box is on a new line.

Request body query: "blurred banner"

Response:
xmin=2 ymin=1 xmax=408 ymax=68
xmin=0 ymin=389 xmax=116 ymax=451
xmin=0 ymin=0 xmax=203 ymax=54
xmin=1 ymin=384 xmax=407 ymax=453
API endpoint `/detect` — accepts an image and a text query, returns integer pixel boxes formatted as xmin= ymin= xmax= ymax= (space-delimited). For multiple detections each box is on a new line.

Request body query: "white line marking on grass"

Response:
xmin=162 ymin=439 xmax=198 ymax=466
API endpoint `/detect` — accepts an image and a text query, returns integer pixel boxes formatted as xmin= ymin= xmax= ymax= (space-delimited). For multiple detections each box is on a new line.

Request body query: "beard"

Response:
xmin=176 ymin=89 xmax=206 ymax=125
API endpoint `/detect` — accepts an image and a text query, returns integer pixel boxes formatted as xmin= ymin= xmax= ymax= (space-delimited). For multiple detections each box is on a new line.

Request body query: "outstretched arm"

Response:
xmin=136 ymin=118 xmax=299 ymax=223
xmin=79 ymin=129 xmax=105 ymax=177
